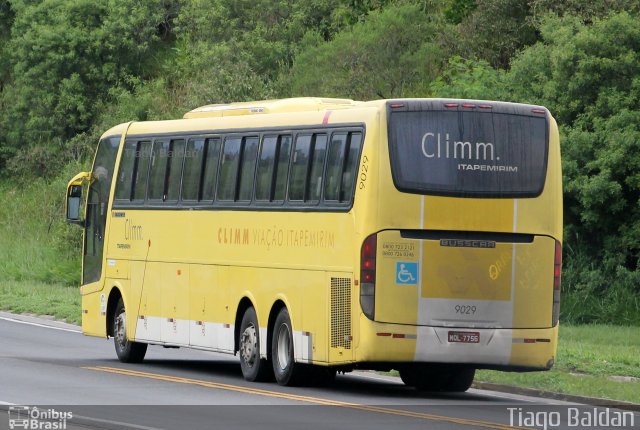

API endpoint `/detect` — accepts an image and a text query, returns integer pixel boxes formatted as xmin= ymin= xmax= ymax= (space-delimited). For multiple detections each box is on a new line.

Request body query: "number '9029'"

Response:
xmin=455 ymin=305 xmax=477 ymax=315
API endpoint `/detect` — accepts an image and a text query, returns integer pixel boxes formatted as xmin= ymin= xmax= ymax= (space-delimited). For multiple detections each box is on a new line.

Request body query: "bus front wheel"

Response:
xmin=238 ymin=307 xmax=272 ymax=382
xmin=113 ymin=298 xmax=147 ymax=363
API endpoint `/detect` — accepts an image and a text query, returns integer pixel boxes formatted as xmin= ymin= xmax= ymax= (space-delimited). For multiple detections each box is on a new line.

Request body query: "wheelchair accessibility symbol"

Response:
xmin=396 ymin=262 xmax=418 ymax=285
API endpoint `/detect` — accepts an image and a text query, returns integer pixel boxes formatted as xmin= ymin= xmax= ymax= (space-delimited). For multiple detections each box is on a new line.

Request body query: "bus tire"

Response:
xmin=446 ymin=367 xmax=475 ymax=392
xmin=399 ymin=367 xmax=417 ymax=387
xmin=238 ymin=307 xmax=271 ymax=382
xmin=113 ymin=298 xmax=147 ymax=363
xmin=403 ymin=364 xmax=475 ymax=392
xmin=271 ymin=308 xmax=306 ymax=386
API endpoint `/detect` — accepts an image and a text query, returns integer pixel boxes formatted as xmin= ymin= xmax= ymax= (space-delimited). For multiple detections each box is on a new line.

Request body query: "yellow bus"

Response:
xmin=66 ymin=97 xmax=562 ymax=390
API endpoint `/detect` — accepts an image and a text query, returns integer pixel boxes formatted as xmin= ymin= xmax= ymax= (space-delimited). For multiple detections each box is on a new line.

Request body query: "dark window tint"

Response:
xmin=274 ymin=135 xmax=291 ymax=202
xmin=341 ymin=132 xmax=362 ymax=201
xmin=84 ymin=135 xmax=120 ymax=284
xmin=289 ymin=135 xmax=311 ymax=201
xmin=388 ymin=107 xmax=548 ymax=197
xmin=256 ymin=136 xmax=277 ymax=201
xmin=132 ymin=141 xmax=151 ymax=201
xmin=182 ymin=138 xmax=205 ymax=201
xmin=238 ymin=137 xmax=259 ymax=201
xmin=308 ymin=134 xmax=327 ymax=202
xmin=148 ymin=141 xmax=170 ymax=200
xmin=325 ymin=133 xmax=347 ymax=201
xmin=218 ymin=137 xmax=241 ymax=201
xmin=166 ymin=139 xmax=186 ymax=201
xmin=115 ymin=142 xmax=136 ymax=200
xmin=201 ymin=138 xmax=221 ymax=201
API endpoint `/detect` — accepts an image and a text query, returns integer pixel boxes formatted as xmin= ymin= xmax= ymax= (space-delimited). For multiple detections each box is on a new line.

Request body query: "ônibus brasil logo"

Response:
xmin=8 ymin=406 xmax=72 ymax=430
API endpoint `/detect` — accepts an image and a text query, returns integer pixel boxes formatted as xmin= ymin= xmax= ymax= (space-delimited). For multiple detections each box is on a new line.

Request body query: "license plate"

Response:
xmin=448 ymin=331 xmax=480 ymax=343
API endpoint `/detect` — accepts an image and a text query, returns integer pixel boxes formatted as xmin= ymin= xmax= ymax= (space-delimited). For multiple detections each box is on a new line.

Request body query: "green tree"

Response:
xmin=507 ymin=12 xmax=640 ymax=323
xmin=286 ymin=3 xmax=447 ymax=100
xmin=445 ymin=0 xmax=537 ymax=69
xmin=0 ymin=0 xmax=173 ymax=175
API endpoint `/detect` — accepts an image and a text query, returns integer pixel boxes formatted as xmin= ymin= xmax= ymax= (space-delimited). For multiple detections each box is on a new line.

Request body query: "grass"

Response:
xmin=0 ymin=174 xmax=82 ymax=324
xmin=475 ymin=324 xmax=640 ymax=404
xmin=0 ymin=279 xmax=81 ymax=324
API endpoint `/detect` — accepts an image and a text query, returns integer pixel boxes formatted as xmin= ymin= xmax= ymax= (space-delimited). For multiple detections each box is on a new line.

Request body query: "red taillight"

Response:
xmin=554 ymin=241 xmax=562 ymax=290
xmin=360 ymin=234 xmax=377 ymax=320
xmin=444 ymin=103 xmax=458 ymax=108
xmin=361 ymin=234 xmax=377 ymax=283
xmin=461 ymin=103 xmax=475 ymax=108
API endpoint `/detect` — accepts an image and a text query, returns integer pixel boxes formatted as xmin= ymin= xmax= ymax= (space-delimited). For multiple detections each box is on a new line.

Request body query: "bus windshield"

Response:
xmin=387 ymin=102 xmax=548 ymax=197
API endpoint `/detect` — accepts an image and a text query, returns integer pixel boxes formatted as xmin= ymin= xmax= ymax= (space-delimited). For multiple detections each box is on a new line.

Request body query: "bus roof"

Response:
xmin=183 ymin=97 xmax=361 ymax=119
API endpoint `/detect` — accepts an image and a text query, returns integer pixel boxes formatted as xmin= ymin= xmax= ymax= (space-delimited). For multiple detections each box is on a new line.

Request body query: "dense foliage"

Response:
xmin=0 ymin=0 xmax=638 ymax=324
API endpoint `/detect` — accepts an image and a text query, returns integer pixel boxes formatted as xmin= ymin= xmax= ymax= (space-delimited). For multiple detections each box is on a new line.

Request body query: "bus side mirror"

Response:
xmin=65 ymin=172 xmax=91 ymax=226
xmin=66 ymin=185 xmax=83 ymax=225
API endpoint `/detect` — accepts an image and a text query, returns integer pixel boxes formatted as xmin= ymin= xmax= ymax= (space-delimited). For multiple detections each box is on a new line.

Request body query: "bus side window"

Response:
xmin=218 ymin=137 xmax=242 ymax=201
xmin=289 ymin=135 xmax=311 ymax=201
xmin=148 ymin=140 xmax=170 ymax=201
xmin=201 ymin=137 xmax=222 ymax=201
xmin=166 ymin=139 xmax=186 ymax=202
xmin=115 ymin=141 xmax=137 ymax=200
xmin=132 ymin=141 xmax=152 ymax=201
xmin=256 ymin=136 xmax=278 ymax=201
xmin=273 ymin=135 xmax=291 ymax=202
xmin=341 ymin=132 xmax=363 ymax=201
xmin=238 ymin=136 xmax=259 ymax=201
xmin=308 ymin=134 xmax=327 ymax=203
xmin=324 ymin=133 xmax=347 ymax=202
xmin=181 ymin=137 xmax=205 ymax=201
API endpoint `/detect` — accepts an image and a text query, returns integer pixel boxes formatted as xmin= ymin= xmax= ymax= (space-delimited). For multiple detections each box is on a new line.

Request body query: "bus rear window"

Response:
xmin=387 ymin=106 xmax=548 ymax=197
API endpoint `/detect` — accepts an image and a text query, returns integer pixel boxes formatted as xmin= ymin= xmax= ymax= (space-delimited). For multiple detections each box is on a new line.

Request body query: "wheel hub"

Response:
xmin=115 ymin=311 xmax=126 ymax=348
xmin=276 ymin=323 xmax=291 ymax=371
xmin=240 ymin=323 xmax=258 ymax=366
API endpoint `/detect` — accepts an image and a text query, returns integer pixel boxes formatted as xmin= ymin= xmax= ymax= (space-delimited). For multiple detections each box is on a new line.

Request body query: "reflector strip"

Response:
xmin=376 ymin=332 xmax=416 ymax=339
xmin=322 ymin=110 xmax=332 ymax=124
xmin=512 ymin=338 xmax=547 ymax=344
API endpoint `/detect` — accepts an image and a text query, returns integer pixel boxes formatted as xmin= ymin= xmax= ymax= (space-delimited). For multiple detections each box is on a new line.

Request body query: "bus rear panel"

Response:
xmin=357 ymin=100 xmax=562 ymax=372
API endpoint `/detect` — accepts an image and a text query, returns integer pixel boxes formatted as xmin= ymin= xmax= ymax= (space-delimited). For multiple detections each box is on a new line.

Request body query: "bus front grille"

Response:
xmin=331 ymin=277 xmax=352 ymax=349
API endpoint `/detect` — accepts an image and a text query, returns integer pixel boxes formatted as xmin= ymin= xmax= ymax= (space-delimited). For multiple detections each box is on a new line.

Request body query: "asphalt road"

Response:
xmin=0 ymin=312 xmax=636 ymax=430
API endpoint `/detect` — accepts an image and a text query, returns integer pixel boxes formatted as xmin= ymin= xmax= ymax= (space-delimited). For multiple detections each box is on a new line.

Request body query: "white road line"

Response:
xmin=0 ymin=316 xmax=81 ymax=333
xmin=72 ymin=415 xmax=167 ymax=430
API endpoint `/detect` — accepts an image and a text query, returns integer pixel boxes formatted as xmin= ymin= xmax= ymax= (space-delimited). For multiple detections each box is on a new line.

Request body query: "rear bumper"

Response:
xmin=355 ymin=315 xmax=558 ymax=370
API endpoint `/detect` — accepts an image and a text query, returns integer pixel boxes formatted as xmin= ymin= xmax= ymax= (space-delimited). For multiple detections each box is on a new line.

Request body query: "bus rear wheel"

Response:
xmin=238 ymin=307 xmax=272 ymax=382
xmin=400 ymin=364 xmax=475 ymax=392
xmin=271 ymin=308 xmax=308 ymax=386
xmin=113 ymin=298 xmax=147 ymax=363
